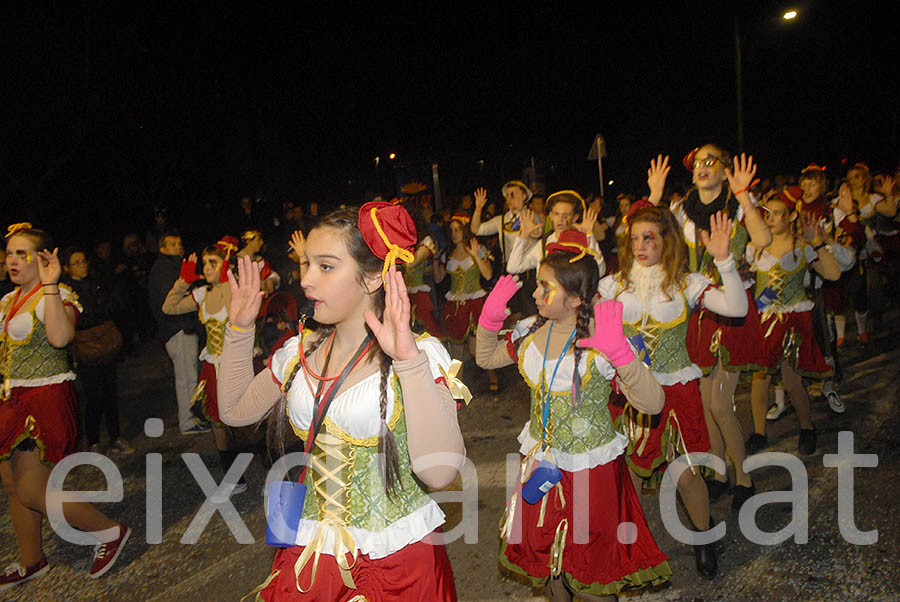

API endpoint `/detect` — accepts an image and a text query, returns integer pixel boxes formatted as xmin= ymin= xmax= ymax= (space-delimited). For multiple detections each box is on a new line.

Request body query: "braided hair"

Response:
xmin=264 ymin=207 xmax=403 ymax=496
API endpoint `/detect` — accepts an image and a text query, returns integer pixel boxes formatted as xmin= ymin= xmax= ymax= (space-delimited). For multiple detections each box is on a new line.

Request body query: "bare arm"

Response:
xmin=37 ymin=250 xmax=75 ymax=347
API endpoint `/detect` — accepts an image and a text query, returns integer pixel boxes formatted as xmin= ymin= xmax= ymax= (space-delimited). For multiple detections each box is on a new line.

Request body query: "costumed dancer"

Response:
xmin=476 ymin=231 xmax=671 ymax=601
xmin=746 ymin=192 xmax=841 ymax=455
xmin=506 ymin=190 xmax=605 ymax=280
xmin=239 ymin=230 xmax=281 ymax=296
xmin=470 ymin=182 xmax=542 ymax=317
xmin=218 ymin=203 xmax=466 ymax=601
xmin=402 ymin=209 xmax=445 ymax=339
xmin=433 ymin=213 xmax=499 ymax=390
xmin=768 ymin=173 xmax=855 ymax=419
xmin=600 ymin=207 xmax=748 ymax=579
xmin=647 ymin=149 xmax=771 ymax=511
xmin=163 ymin=236 xmax=250 ymax=495
xmin=0 ymin=224 xmax=130 ymax=593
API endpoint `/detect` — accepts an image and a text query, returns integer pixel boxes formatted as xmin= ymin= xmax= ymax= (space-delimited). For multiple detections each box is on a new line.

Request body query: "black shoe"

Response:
xmin=798 ymin=427 xmax=817 ymax=455
xmin=745 ymin=432 xmax=768 ymax=455
xmin=694 ymin=540 xmax=718 ymax=580
xmin=707 ymin=479 xmax=730 ymax=502
xmin=731 ymin=483 xmax=755 ymax=514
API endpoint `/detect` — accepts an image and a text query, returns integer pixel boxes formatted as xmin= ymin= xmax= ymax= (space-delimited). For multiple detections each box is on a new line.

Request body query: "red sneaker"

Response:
xmin=89 ymin=523 xmax=131 ymax=579
xmin=0 ymin=557 xmax=50 ymax=592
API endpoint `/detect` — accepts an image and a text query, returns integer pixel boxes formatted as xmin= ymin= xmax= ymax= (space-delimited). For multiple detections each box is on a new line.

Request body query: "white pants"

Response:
xmin=164 ymin=330 xmax=199 ymax=432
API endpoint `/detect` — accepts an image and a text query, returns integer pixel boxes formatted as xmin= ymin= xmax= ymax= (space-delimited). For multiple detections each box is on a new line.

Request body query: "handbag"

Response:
xmin=71 ymin=320 xmax=123 ymax=366
xmin=266 ymin=333 xmax=373 ymax=547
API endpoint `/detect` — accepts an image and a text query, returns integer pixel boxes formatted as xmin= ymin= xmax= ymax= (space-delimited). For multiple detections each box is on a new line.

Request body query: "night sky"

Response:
xmin=2 ymin=2 xmax=897 ymax=243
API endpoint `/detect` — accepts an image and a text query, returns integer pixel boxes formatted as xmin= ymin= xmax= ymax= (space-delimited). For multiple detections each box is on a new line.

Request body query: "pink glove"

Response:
xmin=179 ymin=258 xmax=201 ymax=284
xmin=576 ymin=300 xmax=635 ymax=367
xmin=478 ymin=275 xmax=520 ymax=331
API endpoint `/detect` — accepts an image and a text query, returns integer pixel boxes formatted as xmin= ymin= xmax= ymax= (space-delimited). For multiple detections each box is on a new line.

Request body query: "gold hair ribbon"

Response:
xmin=217 ymin=239 xmax=238 ymax=255
xmin=564 ymin=242 xmax=604 ymax=264
xmin=240 ymin=569 xmax=281 ymax=602
xmin=548 ymin=518 xmax=569 ymax=577
xmin=439 ymin=360 xmax=472 ymax=406
xmin=451 ymin=214 xmax=470 ymax=225
xmin=6 ymin=222 xmax=32 ymax=238
xmin=369 ymin=206 xmax=415 ymax=280
xmin=294 ymin=517 xmax=358 ymax=593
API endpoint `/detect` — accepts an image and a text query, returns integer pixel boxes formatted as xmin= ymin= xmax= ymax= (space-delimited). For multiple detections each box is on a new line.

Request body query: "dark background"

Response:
xmin=1 ymin=1 xmax=897 ymax=244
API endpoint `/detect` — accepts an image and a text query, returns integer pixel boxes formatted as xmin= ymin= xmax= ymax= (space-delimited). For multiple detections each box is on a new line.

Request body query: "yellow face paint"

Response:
xmin=542 ymin=279 xmax=558 ymax=306
xmin=24 ymin=251 xmax=32 ymax=263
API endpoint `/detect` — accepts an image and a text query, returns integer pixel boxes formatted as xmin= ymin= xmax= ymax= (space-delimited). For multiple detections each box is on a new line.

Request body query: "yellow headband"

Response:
xmin=217 ymin=239 xmax=238 ymax=254
xmin=547 ymin=190 xmax=587 ymax=216
xmin=369 ymin=206 xmax=415 ymax=280
xmin=6 ymin=222 xmax=33 ymax=239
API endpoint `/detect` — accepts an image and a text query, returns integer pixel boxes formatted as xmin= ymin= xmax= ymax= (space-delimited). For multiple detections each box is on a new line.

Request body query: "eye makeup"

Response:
xmin=539 ymin=278 xmax=558 ymax=305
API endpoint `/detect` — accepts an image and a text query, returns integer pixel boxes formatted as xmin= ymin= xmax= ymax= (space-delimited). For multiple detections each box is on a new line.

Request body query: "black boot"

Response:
xmin=694 ymin=525 xmax=718 ymax=580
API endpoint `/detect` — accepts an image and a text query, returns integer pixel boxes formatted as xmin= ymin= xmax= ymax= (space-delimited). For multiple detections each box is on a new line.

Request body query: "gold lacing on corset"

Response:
xmin=293 ymin=431 xmax=359 ymax=593
xmin=625 ymin=295 xmax=688 ymax=367
xmin=205 ymin=320 xmax=226 ymax=357
xmin=758 ymin=257 xmax=806 ymax=339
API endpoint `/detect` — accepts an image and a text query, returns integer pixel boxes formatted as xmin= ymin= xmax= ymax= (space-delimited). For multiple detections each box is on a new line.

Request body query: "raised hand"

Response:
xmin=478 ymin=274 xmax=520 ymax=331
xmin=364 ymin=265 xmax=419 ymax=361
xmin=874 ymin=174 xmax=895 ymax=196
xmin=699 ymin=211 xmax=733 ymax=261
xmin=518 ymin=208 xmax=541 ymax=239
xmin=37 ymin=248 xmax=62 ymax=285
xmin=288 ymin=230 xmax=306 ymax=261
xmin=226 ymin=255 xmax=264 ymax=330
xmin=725 ymin=153 xmax=758 ymax=199
xmin=836 ymin=182 xmax=855 ymax=215
xmin=577 ymin=204 xmax=600 ymax=235
xmin=798 ymin=212 xmax=821 ymax=243
xmin=474 ymin=187 xmax=488 ymax=210
xmin=647 ymin=154 xmax=671 ymax=205
xmin=576 ymin=300 xmax=634 ymax=367
xmin=179 ymin=253 xmax=201 ymax=283
xmin=465 ymin=237 xmax=480 ymax=257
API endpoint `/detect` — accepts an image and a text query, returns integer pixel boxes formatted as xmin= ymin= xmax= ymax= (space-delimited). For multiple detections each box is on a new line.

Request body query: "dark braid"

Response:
xmin=571 ymin=299 xmax=594 ymax=406
xmin=378 ymin=350 xmax=403 ymax=496
xmin=514 ymin=315 xmax=549 ymax=354
xmin=265 ymin=325 xmax=334 ymax=463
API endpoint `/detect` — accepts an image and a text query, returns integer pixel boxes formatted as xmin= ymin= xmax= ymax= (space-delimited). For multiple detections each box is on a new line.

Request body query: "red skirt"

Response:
xmin=501 ymin=456 xmax=671 ymax=595
xmin=409 ymin=291 xmax=446 ymax=339
xmin=0 ymin=381 xmax=78 ymax=466
xmin=255 ymin=532 xmax=457 ymax=601
xmin=198 ymin=361 xmax=222 ymax=426
xmin=441 ymin=297 xmax=485 ymax=344
xmin=758 ymin=310 xmax=832 ymax=378
xmin=608 ymin=381 xmax=710 ymax=483
xmin=687 ymin=289 xmax=766 ymax=374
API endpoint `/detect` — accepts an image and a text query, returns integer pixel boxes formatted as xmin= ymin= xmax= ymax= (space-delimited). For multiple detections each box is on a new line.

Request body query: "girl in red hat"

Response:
xmin=239 ymin=230 xmax=281 ymax=296
xmin=219 ymin=204 xmax=465 ymax=601
xmin=1 ymin=224 xmax=130 ymax=592
xmin=476 ymin=229 xmax=671 ymax=601
xmin=163 ymin=236 xmax=251 ymax=494
xmin=745 ymin=193 xmax=841 ymax=455
xmin=599 ymin=206 xmax=748 ymax=579
xmin=646 ymin=147 xmax=770 ymax=511
xmin=433 ymin=212 xmax=499 ymax=390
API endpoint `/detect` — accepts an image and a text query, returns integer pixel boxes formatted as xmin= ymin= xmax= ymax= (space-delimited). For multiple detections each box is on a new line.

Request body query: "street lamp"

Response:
xmin=734 ymin=8 xmax=799 ymax=151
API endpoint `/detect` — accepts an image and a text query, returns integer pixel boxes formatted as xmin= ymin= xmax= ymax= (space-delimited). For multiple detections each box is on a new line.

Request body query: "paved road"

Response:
xmin=1 ymin=315 xmax=898 ymax=601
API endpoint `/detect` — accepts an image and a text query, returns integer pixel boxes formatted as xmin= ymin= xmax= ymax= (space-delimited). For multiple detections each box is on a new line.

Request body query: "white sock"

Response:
xmin=835 ymin=314 xmax=846 ymax=340
xmin=827 ymin=314 xmax=836 ymax=342
xmin=775 ymin=385 xmax=785 ymax=406
xmin=855 ymin=311 xmax=867 ymax=336
xmin=823 ymin=380 xmax=835 ymax=395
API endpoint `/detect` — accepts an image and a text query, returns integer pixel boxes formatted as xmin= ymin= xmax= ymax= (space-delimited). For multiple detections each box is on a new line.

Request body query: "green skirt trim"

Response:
xmin=499 ymin=539 xmax=672 ymax=594
xmin=0 ymin=430 xmax=58 ymax=468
